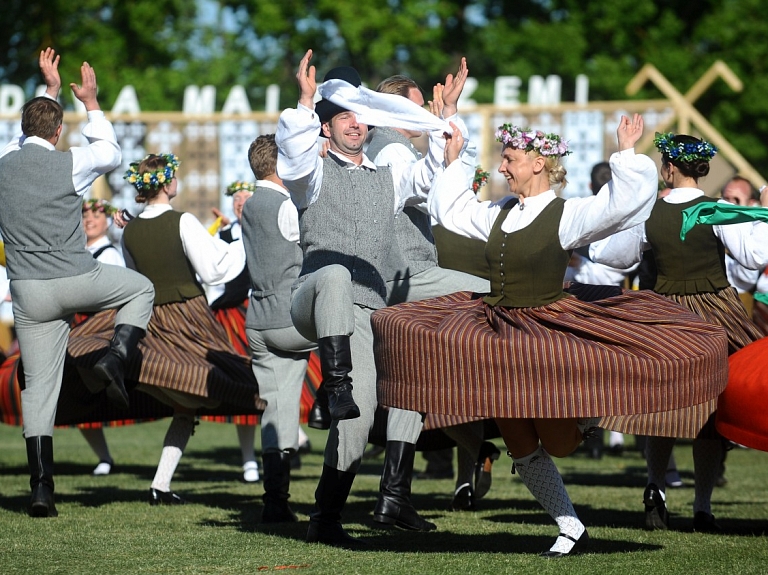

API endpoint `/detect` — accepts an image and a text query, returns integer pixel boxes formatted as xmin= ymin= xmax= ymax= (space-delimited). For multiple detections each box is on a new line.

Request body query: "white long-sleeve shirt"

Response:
xmin=0 ymin=97 xmax=121 ymax=195
xmin=428 ymin=148 xmax=658 ymax=249
xmin=123 ymin=204 xmax=245 ymax=286
xmin=275 ymin=103 xmax=445 ymax=213
xmin=590 ymin=188 xmax=768 ymax=271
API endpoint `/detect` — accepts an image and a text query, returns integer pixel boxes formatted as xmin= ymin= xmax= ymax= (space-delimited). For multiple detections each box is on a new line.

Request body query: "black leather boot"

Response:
xmin=261 ymin=452 xmax=298 ymax=523
xmin=307 ymin=384 xmax=331 ymax=430
xmin=93 ymin=324 xmax=144 ymax=409
xmin=373 ymin=441 xmax=436 ymax=531
xmin=317 ymin=336 xmax=359 ymax=422
xmin=306 ymin=464 xmax=368 ymax=549
xmin=26 ymin=436 xmax=58 ymax=518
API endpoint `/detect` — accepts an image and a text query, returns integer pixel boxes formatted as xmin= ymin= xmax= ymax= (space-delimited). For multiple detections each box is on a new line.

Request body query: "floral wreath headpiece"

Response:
xmin=123 ymin=153 xmax=181 ymax=192
xmin=653 ymin=132 xmax=717 ymax=163
xmin=472 ymin=166 xmax=489 ymax=193
xmin=226 ymin=181 xmax=256 ymax=196
xmin=82 ymin=198 xmax=118 ymax=216
xmin=495 ymin=124 xmax=571 ymax=157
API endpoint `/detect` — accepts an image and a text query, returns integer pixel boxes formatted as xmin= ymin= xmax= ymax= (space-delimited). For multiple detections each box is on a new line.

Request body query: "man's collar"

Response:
xmin=327 ymin=149 xmax=377 ymax=171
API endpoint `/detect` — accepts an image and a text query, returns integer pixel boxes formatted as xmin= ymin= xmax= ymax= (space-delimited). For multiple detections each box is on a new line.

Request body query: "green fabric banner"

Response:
xmin=680 ymin=202 xmax=768 ymax=240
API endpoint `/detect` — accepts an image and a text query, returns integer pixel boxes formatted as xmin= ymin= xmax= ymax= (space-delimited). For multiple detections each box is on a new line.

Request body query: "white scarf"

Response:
xmin=318 ymin=79 xmax=452 ymax=133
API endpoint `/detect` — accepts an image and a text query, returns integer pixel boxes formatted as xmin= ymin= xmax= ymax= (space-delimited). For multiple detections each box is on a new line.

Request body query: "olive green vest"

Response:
xmin=645 ymin=196 xmax=728 ymax=296
xmin=123 ymin=211 xmax=204 ymax=305
xmin=432 ymin=224 xmax=490 ymax=281
xmin=483 ymin=197 xmax=570 ymax=308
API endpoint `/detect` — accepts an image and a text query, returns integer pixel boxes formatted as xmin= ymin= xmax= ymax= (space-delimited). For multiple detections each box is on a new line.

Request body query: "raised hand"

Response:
xmin=617 ymin=113 xmax=644 ymax=151
xmin=443 ymin=121 xmax=465 ymax=166
xmin=39 ymin=47 xmax=61 ymax=98
xmin=428 ymin=83 xmax=445 ymax=118
xmin=441 ymin=57 xmax=468 ymax=117
xmin=70 ymin=62 xmax=100 ymax=111
xmin=296 ymin=49 xmax=317 ymax=109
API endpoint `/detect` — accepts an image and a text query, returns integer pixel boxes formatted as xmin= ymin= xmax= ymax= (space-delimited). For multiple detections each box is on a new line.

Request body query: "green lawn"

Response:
xmin=1 ymin=421 xmax=766 ymax=574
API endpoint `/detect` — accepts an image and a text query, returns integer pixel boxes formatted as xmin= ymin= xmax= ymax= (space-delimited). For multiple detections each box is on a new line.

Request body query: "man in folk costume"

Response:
xmin=0 ymin=48 xmax=154 ymax=517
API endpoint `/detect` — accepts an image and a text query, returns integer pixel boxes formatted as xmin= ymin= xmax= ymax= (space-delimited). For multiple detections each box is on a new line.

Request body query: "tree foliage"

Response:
xmin=2 ymin=0 xmax=768 ymax=172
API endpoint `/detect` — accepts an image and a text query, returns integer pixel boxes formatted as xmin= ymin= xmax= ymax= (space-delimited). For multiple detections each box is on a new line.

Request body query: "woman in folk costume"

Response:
xmin=67 ymin=154 xmax=265 ymax=505
xmin=591 ymin=133 xmax=768 ymax=533
xmin=371 ymin=116 xmax=729 ymax=556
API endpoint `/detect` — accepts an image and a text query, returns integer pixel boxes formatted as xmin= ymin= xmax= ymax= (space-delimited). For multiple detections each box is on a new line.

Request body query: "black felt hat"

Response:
xmin=315 ymin=66 xmax=362 ymax=128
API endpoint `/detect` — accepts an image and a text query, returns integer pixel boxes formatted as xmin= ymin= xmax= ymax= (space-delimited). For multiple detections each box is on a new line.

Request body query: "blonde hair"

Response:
xmin=545 ymin=156 xmax=568 ymax=191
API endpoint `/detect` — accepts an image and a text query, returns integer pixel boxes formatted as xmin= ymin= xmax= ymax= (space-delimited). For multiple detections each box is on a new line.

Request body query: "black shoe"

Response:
xmin=317 ymin=336 xmax=360 ymax=422
xmin=262 ymin=498 xmax=298 ymax=524
xmin=693 ymin=511 xmax=722 ymax=533
xmin=307 ymin=398 xmax=332 ymax=430
xmin=30 ymin=483 xmax=58 ymax=518
xmin=149 ymin=488 xmax=185 ymax=506
xmin=540 ymin=530 xmax=590 ymax=557
xmin=373 ymin=441 xmax=437 ymax=532
xmin=450 ymin=483 xmax=475 ymax=511
xmin=261 ymin=452 xmax=297 ymax=523
xmin=26 ymin=436 xmax=58 ymax=518
xmin=474 ymin=441 xmax=500 ymax=500
xmin=306 ymin=520 xmax=369 ymax=550
xmin=643 ymin=483 xmax=669 ymax=530
xmin=93 ymin=324 xmax=144 ymax=410
xmin=327 ymin=384 xmax=360 ymax=421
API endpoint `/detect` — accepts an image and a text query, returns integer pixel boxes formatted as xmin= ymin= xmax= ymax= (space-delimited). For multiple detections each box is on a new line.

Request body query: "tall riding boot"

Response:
xmin=306 ymin=464 xmax=367 ymax=549
xmin=373 ymin=441 xmax=436 ymax=531
xmin=261 ymin=452 xmax=298 ymax=523
xmin=317 ymin=336 xmax=359 ymax=421
xmin=307 ymin=384 xmax=331 ymax=430
xmin=26 ymin=436 xmax=57 ymax=518
xmin=94 ymin=324 xmax=144 ymax=410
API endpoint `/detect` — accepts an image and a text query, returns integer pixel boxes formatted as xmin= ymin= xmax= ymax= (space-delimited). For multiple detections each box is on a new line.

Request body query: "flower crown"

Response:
xmin=226 ymin=181 xmax=256 ymax=196
xmin=123 ymin=153 xmax=181 ymax=192
xmin=82 ymin=198 xmax=118 ymax=216
xmin=653 ymin=132 xmax=717 ymax=163
xmin=472 ymin=166 xmax=489 ymax=193
xmin=495 ymin=124 xmax=571 ymax=157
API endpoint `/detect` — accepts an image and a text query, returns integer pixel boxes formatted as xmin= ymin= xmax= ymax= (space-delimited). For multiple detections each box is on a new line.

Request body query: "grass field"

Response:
xmin=1 ymin=421 xmax=767 ymax=575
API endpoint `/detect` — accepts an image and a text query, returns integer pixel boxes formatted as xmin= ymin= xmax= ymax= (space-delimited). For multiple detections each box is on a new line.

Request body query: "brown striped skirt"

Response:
xmin=372 ymin=289 xmax=728 ymax=425
xmin=603 ymin=287 xmax=763 ymax=438
xmin=66 ymin=295 xmax=265 ymax=413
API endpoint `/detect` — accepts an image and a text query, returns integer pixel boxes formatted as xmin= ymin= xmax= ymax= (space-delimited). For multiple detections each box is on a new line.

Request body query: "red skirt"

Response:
xmin=716 ymin=336 xmax=768 ymax=451
xmin=372 ymin=290 xmax=728 ymax=425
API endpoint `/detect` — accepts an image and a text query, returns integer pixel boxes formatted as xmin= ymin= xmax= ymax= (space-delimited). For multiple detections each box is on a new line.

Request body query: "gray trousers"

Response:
xmin=291 ymin=264 xmax=489 ymax=472
xmin=246 ymin=325 xmax=316 ymax=454
xmin=385 ymin=266 xmax=490 ymax=442
xmin=12 ymin=263 xmax=155 ymax=437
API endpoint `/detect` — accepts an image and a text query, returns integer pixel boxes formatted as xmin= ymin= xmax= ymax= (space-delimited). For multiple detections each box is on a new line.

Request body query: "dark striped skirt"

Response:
xmin=200 ymin=300 xmax=260 ymax=425
xmin=602 ymin=287 xmax=762 ymax=437
xmin=372 ymin=290 xmax=728 ymax=425
xmin=67 ymin=295 xmax=265 ymax=413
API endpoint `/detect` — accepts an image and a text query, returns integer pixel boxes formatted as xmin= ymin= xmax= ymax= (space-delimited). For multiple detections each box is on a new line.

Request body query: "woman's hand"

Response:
xmin=617 ymin=113 xmax=643 ymax=151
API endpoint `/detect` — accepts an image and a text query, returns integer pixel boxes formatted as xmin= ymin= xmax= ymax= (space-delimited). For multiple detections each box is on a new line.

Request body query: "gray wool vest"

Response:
xmin=242 ymin=186 xmax=304 ymax=330
xmin=368 ymin=127 xmax=438 ymax=278
xmin=0 ymin=144 xmax=97 ymax=280
xmin=298 ymin=155 xmax=396 ymax=309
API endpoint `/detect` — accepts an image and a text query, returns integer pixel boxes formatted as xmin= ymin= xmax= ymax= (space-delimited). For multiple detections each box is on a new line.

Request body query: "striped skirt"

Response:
xmin=67 ymin=295 xmax=265 ymax=413
xmin=372 ymin=289 xmax=728 ymax=425
xmin=602 ymin=287 xmax=762 ymax=437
